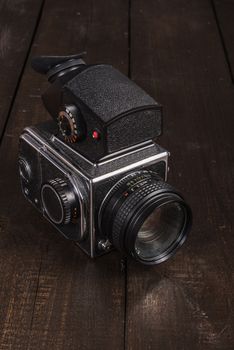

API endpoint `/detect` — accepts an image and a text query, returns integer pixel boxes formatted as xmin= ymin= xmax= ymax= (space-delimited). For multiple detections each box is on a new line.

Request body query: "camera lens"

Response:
xmin=134 ymin=201 xmax=186 ymax=262
xmin=99 ymin=171 xmax=192 ymax=265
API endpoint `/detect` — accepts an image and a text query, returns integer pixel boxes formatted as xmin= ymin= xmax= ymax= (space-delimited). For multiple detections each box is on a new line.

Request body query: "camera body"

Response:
xmin=19 ymin=54 xmax=192 ymax=265
xmin=19 ymin=122 xmax=168 ymax=257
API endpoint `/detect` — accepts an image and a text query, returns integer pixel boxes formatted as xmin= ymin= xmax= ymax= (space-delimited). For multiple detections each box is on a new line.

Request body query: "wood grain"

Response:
xmin=1 ymin=0 xmax=234 ymax=349
xmin=213 ymin=0 xmax=234 ymax=83
xmin=126 ymin=0 xmax=234 ymax=349
xmin=0 ymin=0 xmax=44 ymax=139
xmin=0 ymin=0 xmax=128 ymax=349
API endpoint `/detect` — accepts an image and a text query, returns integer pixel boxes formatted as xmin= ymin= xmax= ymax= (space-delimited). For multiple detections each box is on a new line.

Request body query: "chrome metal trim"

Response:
xmin=92 ymin=152 xmax=169 ymax=183
xmin=69 ymin=174 xmax=87 ymax=241
xmin=164 ymin=156 xmax=169 ymax=182
xmin=98 ymin=140 xmax=155 ymax=165
xmin=20 ymin=133 xmax=41 ymax=150
xmin=24 ymin=127 xmax=90 ymax=181
xmin=89 ymin=180 xmax=95 ymax=257
xmin=51 ymin=135 xmax=93 ymax=166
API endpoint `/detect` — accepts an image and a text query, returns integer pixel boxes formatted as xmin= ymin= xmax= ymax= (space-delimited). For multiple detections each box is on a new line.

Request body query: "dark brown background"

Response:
xmin=0 ymin=0 xmax=234 ymax=349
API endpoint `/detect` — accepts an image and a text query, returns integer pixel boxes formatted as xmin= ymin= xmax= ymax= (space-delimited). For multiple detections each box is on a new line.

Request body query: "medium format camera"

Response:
xmin=18 ymin=54 xmax=192 ymax=265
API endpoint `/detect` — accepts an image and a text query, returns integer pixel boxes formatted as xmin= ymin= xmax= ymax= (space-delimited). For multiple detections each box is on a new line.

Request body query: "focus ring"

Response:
xmin=112 ymin=180 xmax=175 ymax=251
xmin=99 ymin=170 xmax=159 ymax=225
xmin=49 ymin=178 xmax=71 ymax=224
xmin=41 ymin=178 xmax=72 ymax=225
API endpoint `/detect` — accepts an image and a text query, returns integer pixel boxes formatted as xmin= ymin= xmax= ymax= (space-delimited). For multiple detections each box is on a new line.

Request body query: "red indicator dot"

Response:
xmin=92 ymin=130 xmax=100 ymax=140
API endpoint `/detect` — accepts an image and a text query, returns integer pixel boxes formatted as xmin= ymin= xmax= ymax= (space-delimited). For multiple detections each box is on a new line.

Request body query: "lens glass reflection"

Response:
xmin=41 ymin=185 xmax=64 ymax=224
xmin=135 ymin=202 xmax=185 ymax=261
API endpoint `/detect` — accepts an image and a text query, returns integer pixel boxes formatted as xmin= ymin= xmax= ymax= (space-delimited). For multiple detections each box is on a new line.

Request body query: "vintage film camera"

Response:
xmin=18 ymin=54 xmax=192 ymax=265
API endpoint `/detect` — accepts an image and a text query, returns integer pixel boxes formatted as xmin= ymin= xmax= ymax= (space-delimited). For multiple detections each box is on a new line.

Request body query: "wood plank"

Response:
xmin=213 ymin=0 xmax=234 ymax=82
xmin=0 ymin=0 xmax=43 ymax=139
xmin=127 ymin=0 xmax=234 ymax=349
xmin=0 ymin=0 xmax=128 ymax=349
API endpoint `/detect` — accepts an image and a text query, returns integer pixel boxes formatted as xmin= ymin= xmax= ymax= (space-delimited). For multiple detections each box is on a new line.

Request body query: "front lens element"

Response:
xmin=41 ymin=184 xmax=64 ymax=224
xmin=135 ymin=201 xmax=186 ymax=262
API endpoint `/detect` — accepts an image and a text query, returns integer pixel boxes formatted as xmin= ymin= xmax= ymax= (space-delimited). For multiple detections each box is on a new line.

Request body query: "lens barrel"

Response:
xmin=41 ymin=178 xmax=77 ymax=226
xmin=99 ymin=171 xmax=192 ymax=265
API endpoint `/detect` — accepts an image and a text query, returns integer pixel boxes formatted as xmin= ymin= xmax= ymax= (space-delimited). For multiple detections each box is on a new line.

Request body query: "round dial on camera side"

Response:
xmin=41 ymin=178 xmax=78 ymax=225
xmin=58 ymin=105 xmax=85 ymax=143
xmin=19 ymin=157 xmax=32 ymax=183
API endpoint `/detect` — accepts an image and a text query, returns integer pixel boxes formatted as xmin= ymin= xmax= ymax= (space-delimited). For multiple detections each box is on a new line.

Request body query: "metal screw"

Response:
xmin=98 ymin=239 xmax=112 ymax=251
xmin=135 ymin=248 xmax=141 ymax=255
xmin=24 ymin=188 xmax=29 ymax=195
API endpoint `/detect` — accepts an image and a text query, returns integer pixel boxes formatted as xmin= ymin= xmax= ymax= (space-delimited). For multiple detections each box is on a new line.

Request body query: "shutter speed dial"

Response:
xmin=41 ymin=178 xmax=78 ymax=225
xmin=58 ymin=105 xmax=85 ymax=143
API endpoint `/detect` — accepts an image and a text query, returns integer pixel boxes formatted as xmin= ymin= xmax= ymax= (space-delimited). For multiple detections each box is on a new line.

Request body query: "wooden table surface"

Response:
xmin=0 ymin=0 xmax=234 ymax=349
